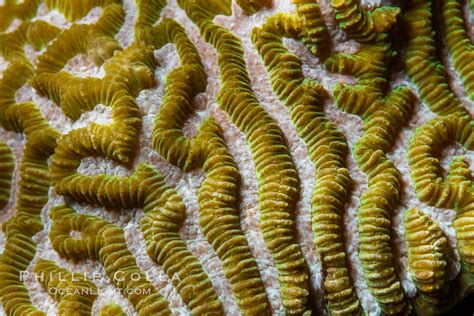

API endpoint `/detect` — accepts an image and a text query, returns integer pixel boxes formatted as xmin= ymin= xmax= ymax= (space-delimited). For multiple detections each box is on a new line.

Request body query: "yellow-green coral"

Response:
xmin=405 ymin=208 xmax=453 ymax=315
xmin=0 ymin=0 xmax=41 ymax=32
xmin=236 ymin=0 xmax=271 ymax=15
xmin=35 ymin=5 xmax=225 ymax=314
xmin=0 ymin=128 xmax=58 ymax=315
xmin=196 ymin=119 xmax=270 ymax=314
xmin=252 ymin=12 xmax=361 ymax=315
xmin=0 ymin=112 xmax=58 ymax=315
xmin=325 ymin=42 xmax=393 ymax=109
xmin=51 ymin=163 xmax=223 ymax=315
xmin=447 ymin=156 xmax=473 ymax=186
xmin=454 ymin=198 xmax=474 ymax=277
xmin=0 ymin=17 xmax=61 ymax=316
xmin=25 ymin=21 xmax=61 ymax=50
xmin=0 ymin=142 xmax=14 ymax=209
xmin=0 ymin=21 xmax=59 ymax=106
xmin=408 ymin=114 xmax=474 ymax=279
xmin=0 ymin=3 xmax=153 ymax=313
xmin=31 ymin=4 xmax=129 ymax=120
xmin=403 ymin=0 xmax=468 ymax=116
xmin=33 ymin=259 xmax=98 ymax=316
xmin=149 ymin=18 xmax=207 ymax=172
xmin=99 ymin=303 xmax=127 ymax=316
xmin=139 ymin=165 xmax=224 ymax=315
xmin=45 ymin=0 xmax=121 ymax=21
xmin=0 ymin=20 xmax=60 ymax=59
xmin=2 ymin=0 xmax=474 ymax=314
xmin=143 ymin=17 xmax=269 ymax=314
xmin=35 ymin=2 xmax=124 ymax=74
xmin=407 ymin=114 xmax=473 ymax=208
xmin=49 ymin=204 xmax=172 ymax=315
xmin=326 ymin=6 xmax=414 ymax=311
xmin=441 ymin=0 xmax=474 ymax=102
xmin=46 ymin=12 xmax=230 ymax=314
xmin=134 ymin=0 xmax=167 ymax=42
xmin=47 ymin=43 xmax=154 ymax=172
xmin=0 ymin=214 xmax=45 ymax=316
xmin=0 ymin=25 xmax=24 ymax=59
xmin=293 ymin=0 xmax=330 ymax=57
xmin=330 ymin=0 xmax=399 ymax=43
xmin=0 ymin=63 xmax=34 ymax=116
xmin=33 ymin=43 xmax=152 ymax=122
xmin=177 ymin=0 xmax=311 ymax=313
xmin=138 ymin=14 xmax=271 ymax=313
xmin=351 ymin=87 xmax=413 ymax=315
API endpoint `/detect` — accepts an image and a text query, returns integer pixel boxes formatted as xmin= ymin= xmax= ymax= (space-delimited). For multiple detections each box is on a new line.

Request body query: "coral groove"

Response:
xmin=51 ymin=163 xmax=224 ymax=314
xmin=408 ymin=114 xmax=474 ymax=279
xmin=0 ymin=142 xmax=14 ymax=209
xmin=0 ymin=15 xmax=61 ymax=316
xmin=405 ymin=208 xmax=454 ymax=314
xmin=1 ymin=0 xmax=474 ymax=315
xmin=144 ymin=17 xmax=270 ymax=314
xmin=49 ymin=204 xmax=172 ymax=315
xmin=33 ymin=259 xmax=98 ymax=316
xmin=177 ymin=0 xmax=312 ymax=313
xmin=252 ymin=12 xmax=361 ymax=315
xmin=440 ymin=0 xmax=474 ymax=102
xmin=326 ymin=2 xmax=414 ymax=313
xmin=403 ymin=0 xmax=468 ymax=116
xmin=293 ymin=0 xmax=330 ymax=57
xmin=330 ymin=0 xmax=399 ymax=43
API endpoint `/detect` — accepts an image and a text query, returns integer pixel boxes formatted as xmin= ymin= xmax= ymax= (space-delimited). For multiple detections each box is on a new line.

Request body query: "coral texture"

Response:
xmin=177 ymin=0 xmax=312 ymax=314
xmin=0 ymin=142 xmax=14 ymax=209
xmin=405 ymin=208 xmax=453 ymax=314
xmin=33 ymin=259 xmax=98 ymax=316
xmin=49 ymin=204 xmax=172 ymax=315
xmin=1 ymin=0 xmax=474 ymax=315
xmin=252 ymin=12 xmax=361 ymax=315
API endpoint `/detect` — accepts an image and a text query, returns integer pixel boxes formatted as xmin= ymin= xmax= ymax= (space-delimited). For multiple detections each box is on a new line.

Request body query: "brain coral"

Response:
xmin=0 ymin=0 xmax=473 ymax=315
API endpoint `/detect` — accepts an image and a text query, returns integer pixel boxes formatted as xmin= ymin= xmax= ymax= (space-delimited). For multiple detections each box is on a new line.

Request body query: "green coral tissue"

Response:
xmin=0 ymin=0 xmax=474 ymax=315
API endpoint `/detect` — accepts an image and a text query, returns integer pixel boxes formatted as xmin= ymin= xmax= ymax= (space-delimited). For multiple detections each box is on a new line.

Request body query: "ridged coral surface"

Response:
xmin=33 ymin=259 xmax=98 ymax=315
xmin=404 ymin=208 xmax=453 ymax=314
xmin=252 ymin=13 xmax=361 ymax=315
xmin=0 ymin=142 xmax=14 ymax=209
xmin=1 ymin=0 xmax=474 ymax=315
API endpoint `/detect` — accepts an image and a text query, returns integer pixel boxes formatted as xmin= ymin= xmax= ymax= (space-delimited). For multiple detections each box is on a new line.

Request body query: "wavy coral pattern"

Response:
xmin=403 ymin=0 xmax=468 ymax=116
xmin=177 ymin=0 xmax=312 ymax=314
xmin=325 ymin=1 xmax=414 ymax=312
xmin=45 ymin=0 xmax=121 ymax=21
xmin=408 ymin=114 xmax=474 ymax=268
xmin=441 ymin=0 xmax=474 ymax=102
xmin=196 ymin=119 xmax=270 ymax=314
xmin=49 ymin=204 xmax=172 ymax=315
xmin=146 ymin=16 xmax=269 ymax=314
xmin=330 ymin=0 xmax=399 ymax=43
xmin=403 ymin=2 xmax=474 ymax=311
xmin=404 ymin=208 xmax=454 ymax=314
xmin=53 ymin=163 xmax=223 ymax=315
xmin=1 ymin=0 xmax=474 ymax=315
xmin=0 ymin=12 xmax=60 ymax=315
xmin=0 ymin=0 xmax=41 ymax=32
xmin=235 ymin=0 xmax=272 ymax=15
xmin=252 ymin=12 xmax=361 ymax=315
xmin=33 ymin=259 xmax=98 ymax=316
xmin=292 ymin=0 xmax=330 ymax=58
